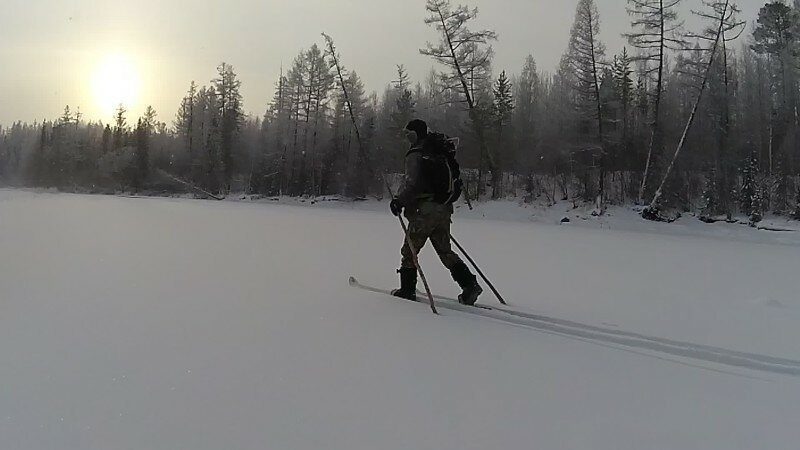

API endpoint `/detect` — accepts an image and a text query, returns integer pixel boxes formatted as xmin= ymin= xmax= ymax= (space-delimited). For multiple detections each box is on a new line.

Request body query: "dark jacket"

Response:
xmin=396 ymin=141 xmax=431 ymax=208
xmin=397 ymin=137 xmax=456 ymax=215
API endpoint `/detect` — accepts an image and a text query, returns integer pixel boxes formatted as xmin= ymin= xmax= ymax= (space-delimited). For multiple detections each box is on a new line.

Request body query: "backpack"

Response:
xmin=418 ymin=132 xmax=463 ymax=205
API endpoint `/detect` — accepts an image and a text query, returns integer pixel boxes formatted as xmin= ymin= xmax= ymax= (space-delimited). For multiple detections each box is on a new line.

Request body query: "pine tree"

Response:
xmin=60 ymin=106 xmax=74 ymax=126
xmin=750 ymin=188 xmax=764 ymax=227
xmin=567 ymin=0 xmax=606 ymax=208
xmin=213 ymin=62 xmax=244 ymax=193
xmin=134 ymin=118 xmax=149 ymax=192
xmin=752 ymin=1 xmax=800 ymax=174
xmin=700 ymin=165 xmax=719 ymax=220
xmin=492 ymin=71 xmax=514 ymax=185
xmin=29 ymin=124 xmax=48 ymax=186
xmin=513 ymin=55 xmax=541 ymax=168
xmin=741 ymin=152 xmax=763 ymax=226
xmin=611 ymin=49 xmax=634 ymax=170
xmin=113 ymin=105 xmax=127 ymax=150
xmin=142 ymin=106 xmax=158 ymax=133
xmin=392 ymin=90 xmax=415 ymax=130
xmin=390 ymin=65 xmax=415 ymax=136
xmin=101 ymin=124 xmax=112 ymax=155
xmin=341 ymin=71 xmax=370 ymax=198
xmin=793 ymin=183 xmax=800 ymax=219
xmin=265 ymin=68 xmax=292 ymax=194
xmin=773 ymin=156 xmax=789 ymax=214
xmin=175 ymin=81 xmax=197 ymax=163
xmin=194 ymin=86 xmax=222 ymax=193
xmin=389 ymin=67 xmax=416 ymax=172
xmin=493 ymin=71 xmax=514 ymax=138
xmin=740 ymin=153 xmax=754 ymax=213
xmin=612 ymin=50 xmax=634 ymax=107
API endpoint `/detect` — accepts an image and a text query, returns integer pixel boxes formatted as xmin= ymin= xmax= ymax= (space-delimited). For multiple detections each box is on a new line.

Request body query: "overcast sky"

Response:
xmin=0 ymin=0 xmax=768 ymax=126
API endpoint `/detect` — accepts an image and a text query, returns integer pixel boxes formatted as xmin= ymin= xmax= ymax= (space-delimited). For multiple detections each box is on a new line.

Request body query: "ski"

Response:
xmin=350 ymin=276 xmax=582 ymax=328
xmin=348 ymin=277 xmax=492 ymax=311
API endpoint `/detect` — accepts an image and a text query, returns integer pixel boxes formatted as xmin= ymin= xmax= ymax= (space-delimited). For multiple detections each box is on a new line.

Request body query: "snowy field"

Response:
xmin=2 ymin=188 xmax=800 ymax=450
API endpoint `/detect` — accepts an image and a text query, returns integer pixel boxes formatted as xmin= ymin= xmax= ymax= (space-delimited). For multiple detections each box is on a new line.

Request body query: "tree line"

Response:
xmin=1 ymin=0 xmax=800 ymax=223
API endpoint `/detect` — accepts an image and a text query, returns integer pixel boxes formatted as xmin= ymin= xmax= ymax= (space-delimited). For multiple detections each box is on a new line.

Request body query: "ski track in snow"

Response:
xmin=354 ymin=278 xmax=800 ymax=378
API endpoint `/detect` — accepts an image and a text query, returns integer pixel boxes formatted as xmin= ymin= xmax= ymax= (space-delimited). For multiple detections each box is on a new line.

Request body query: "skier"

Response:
xmin=389 ymin=119 xmax=483 ymax=306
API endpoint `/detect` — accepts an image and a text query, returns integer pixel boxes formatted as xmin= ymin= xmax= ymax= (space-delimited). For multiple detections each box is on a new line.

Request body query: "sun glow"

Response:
xmin=91 ymin=53 xmax=142 ymax=117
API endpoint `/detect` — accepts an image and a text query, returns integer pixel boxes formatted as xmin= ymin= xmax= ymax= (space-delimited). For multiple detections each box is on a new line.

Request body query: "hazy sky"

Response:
xmin=0 ymin=0 xmax=767 ymax=127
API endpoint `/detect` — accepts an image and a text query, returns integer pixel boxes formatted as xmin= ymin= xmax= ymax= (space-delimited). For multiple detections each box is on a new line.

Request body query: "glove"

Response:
xmin=390 ymin=198 xmax=404 ymax=217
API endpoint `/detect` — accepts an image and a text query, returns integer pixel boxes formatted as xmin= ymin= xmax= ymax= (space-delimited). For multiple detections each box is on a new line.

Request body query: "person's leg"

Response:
xmin=430 ymin=212 xmax=482 ymax=306
xmin=429 ymin=213 xmax=463 ymax=270
xmin=393 ymin=213 xmax=435 ymax=299
xmin=399 ymin=214 xmax=433 ymax=269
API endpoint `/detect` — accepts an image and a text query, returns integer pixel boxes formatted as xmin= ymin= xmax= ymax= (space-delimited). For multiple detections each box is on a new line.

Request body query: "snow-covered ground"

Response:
xmin=2 ymin=189 xmax=799 ymax=450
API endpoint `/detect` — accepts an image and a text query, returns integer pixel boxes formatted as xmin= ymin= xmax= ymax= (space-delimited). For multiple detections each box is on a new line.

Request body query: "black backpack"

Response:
xmin=419 ymin=132 xmax=463 ymax=205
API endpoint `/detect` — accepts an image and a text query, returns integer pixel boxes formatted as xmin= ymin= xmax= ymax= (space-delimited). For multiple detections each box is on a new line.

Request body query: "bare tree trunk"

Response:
xmin=588 ymin=11 xmax=605 ymax=210
xmin=638 ymin=0 xmax=667 ymax=205
xmin=645 ymin=1 xmax=730 ymax=218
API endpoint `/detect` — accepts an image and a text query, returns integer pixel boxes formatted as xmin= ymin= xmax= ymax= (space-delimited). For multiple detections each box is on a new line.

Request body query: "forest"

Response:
xmin=2 ymin=0 xmax=800 ymax=224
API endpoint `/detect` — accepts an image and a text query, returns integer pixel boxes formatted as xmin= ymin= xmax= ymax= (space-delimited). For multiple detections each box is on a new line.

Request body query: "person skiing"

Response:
xmin=389 ymin=119 xmax=483 ymax=306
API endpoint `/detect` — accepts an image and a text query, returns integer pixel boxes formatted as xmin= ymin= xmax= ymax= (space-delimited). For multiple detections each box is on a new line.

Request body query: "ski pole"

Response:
xmin=450 ymin=234 xmax=507 ymax=305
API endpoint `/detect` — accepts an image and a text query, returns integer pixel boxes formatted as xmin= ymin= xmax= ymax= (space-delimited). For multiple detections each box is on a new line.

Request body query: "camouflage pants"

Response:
xmin=400 ymin=202 xmax=464 ymax=270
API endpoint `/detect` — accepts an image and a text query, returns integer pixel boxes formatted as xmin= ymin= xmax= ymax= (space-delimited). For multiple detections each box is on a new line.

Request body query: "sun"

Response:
xmin=91 ymin=53 xmax=142 ymax=117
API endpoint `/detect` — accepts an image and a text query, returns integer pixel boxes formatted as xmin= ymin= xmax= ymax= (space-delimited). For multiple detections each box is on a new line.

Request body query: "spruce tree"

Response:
xmin=213 ymin=63 xmax=244 ymax=193
xmin=134 ymin=118 xmax=149 ymax=192
xmin=513 ymin=55 xmax=540 ymax=167
xmin=792 ymin=182 xmax=800 ymax=220
xmin=567 ymin=0 xmax=607 ymax=208
xmin=741 ymin=152 xmax=763 ymax=226
xmin=113 ymin=105 xmax=127 ymax=150
xmin=492 ymin=71 xmax=514 ymax=186
xmin=492 ymin=71 xmax=514 ymax=138
xmin=700 ymin=165 xmax=719 ymax=220
xmin=101 ymin=125 xmax=112 ymax=154
xmin=752 ymin=1 xmax=800 ymax=174
xmin=793 ymin=184 xmax=800 ymax=220
xmin=611 ymin=49 xmax=634 ymax=171
xmin=390 ymin=65 xmax=415 ymax=133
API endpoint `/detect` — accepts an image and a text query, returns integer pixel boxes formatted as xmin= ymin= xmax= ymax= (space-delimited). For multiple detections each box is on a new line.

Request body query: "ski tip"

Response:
xmin=348 ymin=276 xmax=358 ymax=286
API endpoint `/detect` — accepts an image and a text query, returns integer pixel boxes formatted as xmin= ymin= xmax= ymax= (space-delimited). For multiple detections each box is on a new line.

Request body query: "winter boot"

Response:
xmin=391 ymin=267 xmax=418 ymax=301
xmin=450 ymin=262 xmax=483 ymax=306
